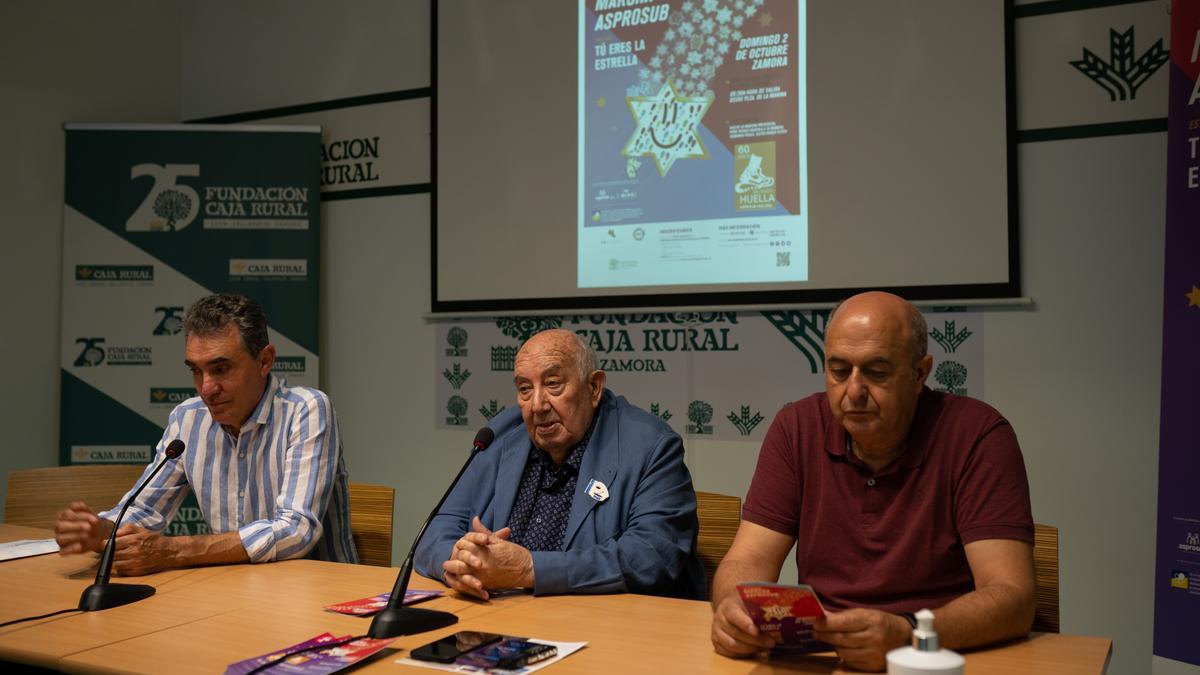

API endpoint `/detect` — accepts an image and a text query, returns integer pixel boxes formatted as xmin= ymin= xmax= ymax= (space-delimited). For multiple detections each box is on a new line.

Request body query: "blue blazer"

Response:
xmin=414 ymin=390 xmax=707 ymax=600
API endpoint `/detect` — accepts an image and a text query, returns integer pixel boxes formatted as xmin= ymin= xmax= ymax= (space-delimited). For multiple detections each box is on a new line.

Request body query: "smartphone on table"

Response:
xmin=455 ymin=638 xmax=558 ymax=669
xmin=410 ymin=631 xmax=503 ymax=663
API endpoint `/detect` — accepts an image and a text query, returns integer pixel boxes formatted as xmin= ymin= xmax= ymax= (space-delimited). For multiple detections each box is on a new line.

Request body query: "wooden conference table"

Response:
xmin=0 ymin=524 xmax=1112 ymax=674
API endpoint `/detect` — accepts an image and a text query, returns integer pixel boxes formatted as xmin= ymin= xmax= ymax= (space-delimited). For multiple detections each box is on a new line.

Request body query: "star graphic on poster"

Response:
xmin=1187 ymin=284 xmax=1200 ymax=307
xmin=622 ymin=81 xmax=712 ymax=177
xmin=762 ymin=604 xmax=792 ymax=621
xmin=759 ymin=12 xmax=774 ymax=28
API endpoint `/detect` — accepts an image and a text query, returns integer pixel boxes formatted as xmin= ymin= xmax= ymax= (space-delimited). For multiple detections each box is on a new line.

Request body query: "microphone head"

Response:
xmin=164 ymin=439 xmax=186 ymax=459
xmin=472 ymin=427 xmax=495 ymax=450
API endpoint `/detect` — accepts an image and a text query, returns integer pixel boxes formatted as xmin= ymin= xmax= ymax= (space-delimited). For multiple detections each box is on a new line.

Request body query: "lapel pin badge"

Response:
xmin=585 ymin=478 xmax=609 ymax=503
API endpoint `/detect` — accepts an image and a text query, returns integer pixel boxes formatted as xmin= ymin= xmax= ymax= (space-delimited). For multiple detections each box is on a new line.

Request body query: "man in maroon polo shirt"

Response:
xmin=710 ymin=291 xmax=1035 ymax=671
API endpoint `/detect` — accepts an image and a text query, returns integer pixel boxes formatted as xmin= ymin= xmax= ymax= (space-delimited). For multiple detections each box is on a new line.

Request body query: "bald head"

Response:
xmin=823 ymin=292 xmax=933 ymax=463
xmin=513 ymin=329 xmax=605 ymax=460
xmin=516 ymin=329 xmax=599 ymax=380
xmin=828 ymin=292 xmax=927 ymax=365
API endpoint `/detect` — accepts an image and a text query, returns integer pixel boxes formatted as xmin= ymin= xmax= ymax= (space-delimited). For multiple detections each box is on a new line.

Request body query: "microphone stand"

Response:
xmin=368 ymin=428 xmax=494 ymax=638
xmin=79 ymin=440 xmax=185 ymax=611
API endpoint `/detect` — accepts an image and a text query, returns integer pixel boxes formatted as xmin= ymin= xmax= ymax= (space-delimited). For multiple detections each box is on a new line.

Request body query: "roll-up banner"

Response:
xmin=60 ymin=124 xmax=322 ymax=535
xmin=1155 ymin=3 xmax=1200 ymax=666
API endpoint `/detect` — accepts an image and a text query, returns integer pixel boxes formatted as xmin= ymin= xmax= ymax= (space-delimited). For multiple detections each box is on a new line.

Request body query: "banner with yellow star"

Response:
xmin=578 ymin=0 xmax=808 ymax=288
xmin=1155 ymin=1 xmax=1200 ymax=665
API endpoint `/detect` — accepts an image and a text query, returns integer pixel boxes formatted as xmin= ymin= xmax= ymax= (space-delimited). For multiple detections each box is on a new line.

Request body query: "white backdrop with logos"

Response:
xmin=432 ymin=310 xmax=984 ymax=441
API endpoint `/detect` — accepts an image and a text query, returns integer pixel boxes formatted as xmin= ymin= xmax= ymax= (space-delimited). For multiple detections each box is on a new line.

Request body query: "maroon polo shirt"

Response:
xmin=742 ymin=387 xmax=1033 ymax=614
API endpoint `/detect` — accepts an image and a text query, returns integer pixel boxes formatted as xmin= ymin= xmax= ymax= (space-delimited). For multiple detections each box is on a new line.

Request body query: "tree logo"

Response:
xmin=930 ymin=320 xmax=972 ymax=354
xmin=153 ymin=189 xmax=193 ymax=231
xmin=445 ymin=396 xmax=468 ymax=426
xmin=1070 ymin=26 xmax=1168 ymax=101
xmin=443 ymin=363 xmax=471 ymax=390
xmin=933 ymin=361 xmax=968 ymax=395
xmin=126 ymin=163 xmax=200 ymax=231
xmin=649 ymin=402 xmax=672 ymax=422
xmin=686 ymin=400 xmax=714 ymax=434
xmin=478 ymin=399 xmax=506 ymax=421
xmin=445 ymin=327 xmax=468 ymax=356
xmin=153 ymin=306 xmax=184 ymax=335
xmin=74 ymin=337 xmax=106 ymax=367
xmin=727 ymin=405 xmax=764 ymax=436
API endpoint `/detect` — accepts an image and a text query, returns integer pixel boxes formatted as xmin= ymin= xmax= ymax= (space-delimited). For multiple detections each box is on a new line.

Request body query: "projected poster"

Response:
xmin=579 ymin=0 xmax=807 ymax=288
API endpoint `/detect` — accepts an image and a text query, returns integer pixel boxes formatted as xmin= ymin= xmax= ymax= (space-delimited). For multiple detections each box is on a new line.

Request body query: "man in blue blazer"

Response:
xmin=414 ymin=328 xmax=706 ymax=600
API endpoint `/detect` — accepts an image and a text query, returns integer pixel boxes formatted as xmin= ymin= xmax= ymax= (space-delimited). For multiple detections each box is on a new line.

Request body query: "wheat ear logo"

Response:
xmin=443 ymin=363 xmax=472 ymax=390
xmin=762 ymin=310 xmax=829 ymax=373
xmin=478 ymin=400 xmax=506 ymax=421
xmin=727 ymin=405 xmax=764 ymax=436
xmin=1070 ymin=26 xmax=1168 ymax=101
xmin=490 ymin=345 xmax=518 ymax=372
xmin=930 ymin=320 xmax=972 ymax=354
xmin=649 ymin=403 xmax=673 ymax=422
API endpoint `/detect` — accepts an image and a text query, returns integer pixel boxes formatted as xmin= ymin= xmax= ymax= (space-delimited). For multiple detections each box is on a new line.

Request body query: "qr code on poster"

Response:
xmin=777 ymin=251 xmax=790 ymax=267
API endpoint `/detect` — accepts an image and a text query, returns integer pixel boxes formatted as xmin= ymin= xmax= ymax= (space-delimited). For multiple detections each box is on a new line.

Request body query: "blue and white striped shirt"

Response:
xmin=100 ymin=375 xmax=358 ymax=564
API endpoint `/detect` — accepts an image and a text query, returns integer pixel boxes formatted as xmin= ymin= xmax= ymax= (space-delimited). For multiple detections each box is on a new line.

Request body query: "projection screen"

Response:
xmin=433 ymin=0 xmax=1017 ymax=313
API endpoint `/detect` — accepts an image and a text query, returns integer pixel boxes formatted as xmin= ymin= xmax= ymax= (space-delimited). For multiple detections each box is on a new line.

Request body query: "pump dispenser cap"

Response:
xmin=912 ymin=609 xmax=938 ymax=651
xmin=887 ymin=608 xmax=963 ymax=674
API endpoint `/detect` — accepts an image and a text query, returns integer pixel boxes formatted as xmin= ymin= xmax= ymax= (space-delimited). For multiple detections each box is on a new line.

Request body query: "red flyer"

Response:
xmin=323 ymin=589 xmax=441 ymax=616
xmin=736 ymin=582 xmax=832 ymax=654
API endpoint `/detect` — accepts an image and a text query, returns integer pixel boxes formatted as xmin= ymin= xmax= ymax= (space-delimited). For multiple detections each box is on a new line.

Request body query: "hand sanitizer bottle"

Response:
xmin=886 ymin=609 xmax=964 ymax=675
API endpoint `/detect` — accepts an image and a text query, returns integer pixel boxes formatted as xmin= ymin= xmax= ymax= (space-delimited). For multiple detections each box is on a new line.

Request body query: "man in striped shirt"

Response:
xmin=54 ymin=293 xmax=357 ymax=574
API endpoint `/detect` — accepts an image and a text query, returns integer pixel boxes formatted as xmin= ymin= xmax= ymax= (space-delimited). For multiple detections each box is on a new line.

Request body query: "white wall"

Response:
xmin=1 ymin=2 xmax=1191 ymax=673
xmin=0 ymin=0 xmax=180 ymax=516
xmin=1001 ymin=133 xmax=1166 ymax=673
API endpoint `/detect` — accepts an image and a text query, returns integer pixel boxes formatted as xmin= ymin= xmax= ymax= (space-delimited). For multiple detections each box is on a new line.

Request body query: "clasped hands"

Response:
xmin=442 ymin=516 xmax=534 ymax=600
xmin=54 ymin=501 xmax=177 ymax=576
xmin=712 ymin=594 xmax=911 ymax=672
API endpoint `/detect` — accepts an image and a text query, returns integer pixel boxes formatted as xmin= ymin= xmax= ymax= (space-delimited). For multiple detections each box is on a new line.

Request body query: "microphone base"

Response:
xmin=367 ymin=606 xmax=458 ymax=638
xmin=78 ymin=582 xmax=156 ymax=611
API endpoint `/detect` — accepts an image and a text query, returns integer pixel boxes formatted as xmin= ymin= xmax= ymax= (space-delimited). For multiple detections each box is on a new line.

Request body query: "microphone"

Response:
xmin=368 ymin=427 xmax=495 ymax=638
xmin=78 ymin=439 xmax=186 ymax=611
